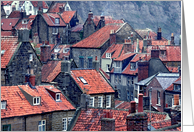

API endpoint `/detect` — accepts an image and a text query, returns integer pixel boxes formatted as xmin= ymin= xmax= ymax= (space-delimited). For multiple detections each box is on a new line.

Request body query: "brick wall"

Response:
xmin=138 ymin=62 xmax=149 ymax=82
xmin=1 ymin=117 xmax=25 ymax=131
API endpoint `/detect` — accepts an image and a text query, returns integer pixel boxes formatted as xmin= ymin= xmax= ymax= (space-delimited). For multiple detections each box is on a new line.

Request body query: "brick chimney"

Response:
xmin=151 ymin=46 xmax=159 ymax=58
xmin=18 ymin=29 xmax=29 ymax=42
xmin=101 ymin=112 xmax=115 ymax=131
xmin=138 ymin=62 xmax=149 ymax=82
xmin=124 ymin=38 xmax=133 ymax=53
xmin=88 ymin=10 xmax=93 ymax=24
xmin=29 ymin=69 xmax=35 ymax=86
xmin=110 ymin=30 xmax=116 ymax=46
xmin=126 ymin=101 xmax=148 ymax=131
xmin=11 ymin=26 xmax=17 ymax=36
xmin=20 ymin=10 xmax=26 ymax=19
xmin=40 ymin=41 xmax=51 ymax=63
xmin=138 ymin=94 xmax=143 ymax=112
xmin=157 ymin=27 xmax=162 ymax=40
xmin=93 ymin=56 xmax=100 ymax=71
xmin=171 ymin=33 xmax=175 ymax=45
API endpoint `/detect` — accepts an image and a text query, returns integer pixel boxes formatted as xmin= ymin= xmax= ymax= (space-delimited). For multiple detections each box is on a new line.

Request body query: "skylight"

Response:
xmin=79 ymin=77 xmax=88 ymax=84
xmin=1 ymin=50 xmax=5 ymax=56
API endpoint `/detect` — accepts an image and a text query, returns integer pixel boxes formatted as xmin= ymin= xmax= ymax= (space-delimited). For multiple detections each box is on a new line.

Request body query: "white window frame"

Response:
xmin=52 ymin=27 xmax=58 ymax=34
xmin=33 ymin=97 xmax=40 ymax=105
xmin=106 ymin=95 xmax=111 ymax=108
xmin=115 ymin=61 xmax=120 ymax=68
xmin=157 ymin=91 xmax=160 ymax=105
xmin=62 ymin=118 xmax=67 ymax=131
xmin=79 ymin=77 xmax=88 ymax=84
xmin=55 ymin=18 xmax=60 ymax=24
xmin=1 ymin=101 xmax=6 ymax=109
xmin=118 ymin=89 xmax=121 ymax=98
xmin=38 ymin=120 xmax=46 ymax=131
xmin=22 ymin=19 xmax=28 ymax=24
xmin=68 ymin=117 xmax=72 ymax=125
xmin=29 ymin=54 xmax=33 ymax=61
xmin=106 ymin=53 xmax=111 ymax=58
xmin=56 ymin=93 xmax=60 ymax=101
xmin=89 ymin=97 xmax=94 ymax=107
xmin=172 ymin=98 xmax=174 ymax=106
xmin=98 ymin=96 xmax=103 ymax=108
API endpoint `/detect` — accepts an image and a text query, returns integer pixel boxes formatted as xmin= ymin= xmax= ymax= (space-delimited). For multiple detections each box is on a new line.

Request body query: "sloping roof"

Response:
xmin=60 ymin=11 xmax=76 ymax=23
xmin=101 ymin=44 xmax=124 ymax=59
xmin=1 ymin=31 xmax=12 ymax=36
xmin=165 ymin=76 xmax=181 ymax=91
xmin=42 ymin=13 xmax=66 ymax=26
xmin=115 ymin=101 xmax=131 ymax=109
xmin=41 ymin=61 xmax=61 ymax=82
xmin=47 ymin=2 xmax=67 ymax=13
xmin=99 ymin=68 xmax=110 ymax=80
xmin=1 ymin=1 xmax=13 ymax=5
xmin=31 ymin=1 xmax=48 ymax=9
xmin=122 ymin=63 xmax=138 ymax=75
xmin=156 ymin=76 xmax=179 ymax=90
xmin=151 ymin=119 xmax=172 ymax=129
xmin=1 ymin=36 xmax=19 ymax=68
xmin=136 ymin=73 xmax=159 ymax=86
xmin=71 ymin=24 xmax=122 ymax=48
xmin=71 ymin=24 xmax=83 ymax=32
xmin=93 ymin=15 xmax=113 ymax=26
xmin=1 ymin=85 xmax=75 ymax=118
xmin=28 ymin=15 xmax=36 ymax=19
xmin=71 ymin=69 xmax=114 ymax=94
xmin=52 ymin=45 xmax=70 ymax=59
xmin=114 ymin=52 xmax=135 ymax=61
xmin=15 ymin=18 xmax=34 ymax=30
xmin=167 ymin=66 xmax=179 ymax=73
xmin=1 ymin=18 xmax=20 ymax=30
xmin=8 ymin=11 xmax=21 ymax=18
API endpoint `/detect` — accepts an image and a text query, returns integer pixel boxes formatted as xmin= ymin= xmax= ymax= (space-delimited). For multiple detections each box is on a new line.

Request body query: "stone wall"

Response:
xmin=83 ymin=20 xmax=96 ymax=39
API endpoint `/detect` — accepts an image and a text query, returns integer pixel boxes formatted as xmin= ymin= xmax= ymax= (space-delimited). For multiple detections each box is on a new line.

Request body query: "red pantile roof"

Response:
xmin=8 ymin=11 xmax=21 ymax=18
xmin=1 ymin=1 xmax=13 ymax=5
xmin=115 ymin=101 xmax=131 ymax=109
xmin=52 ymin=45 xmax=70 ymax=59
xmin=41 ymin=61 xmax=61 ymax=82
xmin=31 ymin=1 xmax=48 ymax=9
xmin=1 ymin=36 xmax=19 ymax=68
xmin=152 ymin=40 xmax=169 ymax=45
xmin=71 ymin=24 xmax=122 ymax=48
xmin=151 ymin=119 xmax=172 ymax=129
xmin=47 ymin=2 xmax=67 ymax=13
xmin=42 ymin=13 xmax=66 ymax=26
xmin=15 ymin=18 xmax=34 ymax=30
xmin=93 ymin=15 xmax=124 ymax=26
xmin=122 ymin=63 xmax=138 ymax=75
xmin=1 ymin=18 xmax=20 ymax=30
xmin=101 ymin=44 xmax=124 ymax=59
xmin=146 ymin=112 xmax=167 ymax=123
xmin=60 ymin=11 xmax=76 ymax=23
xmin=114 ymin=52 xmax=135 ymax=61
xmin=1 ymin=31 xmax=12 ymax=36
xmin=115 ymin=100 xmax=123 ymax=107
xmin=28 ymin=15 xmax=36 ymax=19
xmin=71 ymin=69 xmax=114 ymax=94
xmin=165 ymin=127 xmax=181 ymax=131
xmin=71 ymin=24 xmax=83 ymax=32
xmin=1 ymin=85 xmax=75 ymax=118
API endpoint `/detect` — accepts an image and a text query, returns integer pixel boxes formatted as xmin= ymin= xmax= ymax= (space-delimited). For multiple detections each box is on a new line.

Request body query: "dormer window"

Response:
xmin=115 ymin=61 xmax=120 ymax=68
xmin=63 ymin=48 xmax=70 ymax=53
xmin=22 ymin=19 xmax=28 ymax=24
xmin=55 ymin=18 xmax=60 ymax=24
xmin=130 ymin=62 xmax=136 ymax=70
xmin=56 ymin=93 xmax=60 ymax=101
xmin=1 ymin=101 xmax=6 ymax=109
xmin=160 ymin=50 xmax=166 ymax=55
xmin=33 ymin=97 xmax=40 ymax=105
xmin=79 ymin=77 xmax=88 ymax=84
xmin=174 ymin=84 xmax=181 ymax=91
xmin=106 ymin=53 xmax=111 ymax=58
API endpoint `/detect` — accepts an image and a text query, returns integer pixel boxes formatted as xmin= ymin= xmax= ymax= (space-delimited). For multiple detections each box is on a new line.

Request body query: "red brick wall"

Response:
xmin=138 ymin=62 xmax=149 ymax=82
xmin=151 ymin=50 xmax=159 ymax=58
xmin=110 ymin=33 xmax=116 ymax=46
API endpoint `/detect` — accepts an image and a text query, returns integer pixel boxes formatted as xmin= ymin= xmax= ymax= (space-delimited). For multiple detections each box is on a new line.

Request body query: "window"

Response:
xmin=33 ymin=97 xmax=40 ymax=105
xmin=106 ymin=53 xmax=111 ymax=58
xmin=63 ymin=28 xmax=66 ymax=34
xmin=131 ymin=91 xmax=134 ymax=101
xmin=160 ymin=50 xmax=166 ymax=55
xmin=6 ymin=10 xmax=9 ymax=15
xmin=174 ymin=84 xmax=181 ymax=91
xmin=98 ymin=96 xmax=103 ymax=107
xmin=89 ymin=97 xmax=94 ymax=107
xmin=66 ymin=6 xmax=69 ymax=11
xmin=2 ymin=124 xmax=11 ymax=131
xmin=29 ymin=6 xmax=32 ymax=11
xmin=79 ymin=77 xmax=87 ymax=84
xmin=127 ymin=77 xmax=130 ymax=86
xmin=38 ymin=120 xmax=46 ymax=131
xmin=106 ymin=64 xmax=110 ymax=72
xmin=131 ymin=77 xmax=134 ymax=84
xmin=29 ymin=54 xmax=33 ymax=61
xmin=157 ymin=91 xmax=160 ymax=105
xmin=68 ymin=117 xmax=72 ymax=125
xmin=106 ymin=95 xmax=111 ymax=108
xmin=118 ymin=75 xmax=121 ymax=84
xmin=118 ymin=89 xmax=121 ymax=98
xmin=56 ymin=93 xmax=60 ymax=101
xmin=130 ymin=63 xmax=136 ymax=70
xmin=62 ymin=118 xmax=67 ymax=131
xmin=55 ymin=18 xmax=60 ymax=24
xmin=52 ymin=27 xmax=58 ymax=34
xmin=63 ymin=48 xmax=70 ymax=53
xmin=127 ymin=91 xmax=130 ymax=100
xmin=79 ymin=56 xmax=84 ymax=68
xmin=88 ymin=57 xmax=93 ymax=68
xmin=115 ymin=61 xmax=120 ymax=67
xmin=172 ymin=98 xmax=174 ymax=106
xmin=1 ymin=101 xmax=6 ymax=109
xmin=114 ymin=74 xmax=118 ymax=84
xmin=22 ymin=19 xmax=28 ymax=24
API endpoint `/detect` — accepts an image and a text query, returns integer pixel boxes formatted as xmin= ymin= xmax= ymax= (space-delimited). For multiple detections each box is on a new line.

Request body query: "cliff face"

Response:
xmin=49 ymin=1 xmax=181 ymax=44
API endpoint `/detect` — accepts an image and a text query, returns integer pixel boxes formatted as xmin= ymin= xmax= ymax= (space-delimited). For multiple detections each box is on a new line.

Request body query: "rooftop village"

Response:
xmin=1 ymin=1 xmax=181 ymax=131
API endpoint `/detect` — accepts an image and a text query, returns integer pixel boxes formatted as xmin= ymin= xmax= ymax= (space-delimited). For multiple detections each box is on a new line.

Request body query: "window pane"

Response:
xmin=42 ymin=125 xmax=45 ymax=131
xmin=38 ymin=126 xmax=41 ymax=131
xmin=37 ymin=98 xmax=39 ymax=104
xmin=34 ymin=98 xmax=36 ymax=104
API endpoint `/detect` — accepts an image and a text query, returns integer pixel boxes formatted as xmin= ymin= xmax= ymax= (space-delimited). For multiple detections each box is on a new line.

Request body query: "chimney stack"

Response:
xmin=151 ymin=46 xmax=160 ymax=58
xmin=138 ymin=62 xmax=149 ymax=82
xmin=61 ymin=59 xmax=71 ymax=73
xmin=130 ymin=101 xmax=136 ymax=113
xmin=33 ymin=33 xmax=39 ymax=44
xmin=59 ymin=6 xmax=64 ymax=13
xmin=88 ymin=10 xmax=93 ymax=24
xmin=93 ymin=56 xmax=100 ymax=71
xmin=171 ymin=33 xmax=175 ymax=45
xmin=40 ymin=41 xmax=51 ymax=63
xmin=157 ymin=27 xmax=162 ymax=40
xmin=110 ymin=30 xmax=116 ymax=46
xmin=138 ymin=94 xmax=143 ymax=112
xmin=18 ymin=29 xmax=29 ymax=42
xmin=101 ymin=112 xmax=115 ymax=131
xmin=124 ymin=38 xmax=133 ymax=53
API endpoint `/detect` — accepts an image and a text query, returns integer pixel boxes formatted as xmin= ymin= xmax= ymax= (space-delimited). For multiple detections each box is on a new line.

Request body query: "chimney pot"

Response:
xmin=138 ymin=94 xmax=143 ymax=112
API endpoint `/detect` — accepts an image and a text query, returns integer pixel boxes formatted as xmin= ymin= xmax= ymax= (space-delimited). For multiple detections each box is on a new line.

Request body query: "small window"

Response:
xmin=79 ymin=77 xmax=87 ymax=84
xmin=131 ymin=77 xmax=134 ymax=84
xmin=68 ymin=117 xmax=72 ymax=125
xmin=157 ymin=91 xmax=160 ymax=105
xmin=63 ymin=48 xmax=70 ymax=53
xmin=2 ymin=124 xmax=11 ymax=131
xmin=52 ymin=27 xmax=58 ymax=34
xmin=106 ymin=53 xmax=111 ymax=58
xmin=6 ymin=10 xmax=9 ymax=15
xmin=160 ymin=50 xmax=166 ymax=55
xmin=106 ymin=95 xmax=111 ymax=108
xmin=38 ymin=120 xmax=46 ymax=131
xmin=89 ymin=97 xmax=94 ymax=107
xmin=55 ymin=18 xmax=60 ymax=24
xmin=131 ymin=91 xmax=134 ymax=101
xmin=88 ymin=57 xmax=93 ymax=68
xmin=118 ymin=75 xmax=121 ymax=84
xmin=106 ymin=64 xmax=110 ymax=72
xmin=127 ymin=77 xmax=130 ymax=86
xmin=130 ymin=63 xmax=136 ymax=70
xmin=63 ymin=27 xmax=66 ymax=34
xmin=115 ymin=61 xmax=120 ymax=67
xmin=127 ymin=90 xmax=130 ymax=100
xmin=22 ymin=19 xmax=28 ymax=24
xmin=79 ymin=56 xmax=84 ymax=68
xmin=33 ymin=97 xmax=40 ymax=105
xmin=56 ymin=93 xmax=60 ymax=101
xmin=1 ymin=101 xmax=6 ymax=109
xmin=29 ymin=54 xmax=33 ymax=61
xmin=62 ymin=118 xmax=67 ymax=131
xmin=29 ymin=6 xmax=32 ymax=11
xmin=98 ymin=96 xmax=103 ymax=108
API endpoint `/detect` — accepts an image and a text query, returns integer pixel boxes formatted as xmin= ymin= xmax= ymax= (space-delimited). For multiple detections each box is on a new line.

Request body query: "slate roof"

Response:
xmin=1 ymin=31 xmax=12 ymax=36
xmin=41 ymin=61 xmax=61 ymax=82
xmin=71 ymin=69 xmax=114 ymax=94
xmin=8 ymin=11 xmax=21 ymax=18
xmin=101 ymin=44 xmax=124 ymax=59
xmin=165 ymin=76 xmax=181 ymax=91
xmin=1 ymin=85 xmax=75 ymax=118
xmin=31 ymin=1 xmax=49 ymax=9
xmin=156 ymin=76 xmax=179 ymax=90
xmin=1 ymin=18 xmax=20 ymax=30
xmin=114 ymin=52 xmax=135 ymax=61
xmin=42 ymin=13 xmax=66 ymax=26
xmin=60 ymin=11 xmax=76 ymax=23
xmin=71 ymin=24 xmax=122 ymax=48
xmin=71 ymin=24 xmax=83 ymax=32
xmin=1 ymin=36 xmax=19 ymax=68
